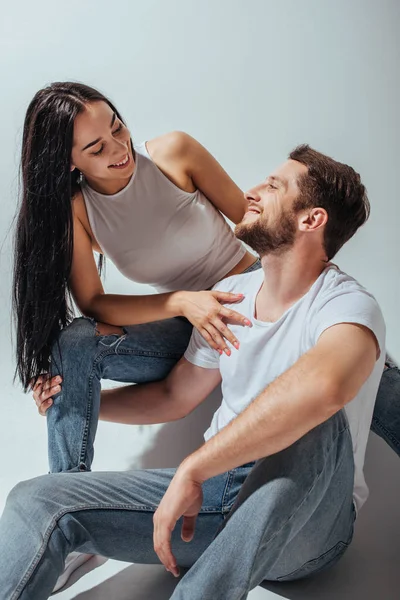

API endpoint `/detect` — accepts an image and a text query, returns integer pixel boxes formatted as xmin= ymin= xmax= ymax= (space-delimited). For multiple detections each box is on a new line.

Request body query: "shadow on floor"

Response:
xmin=134 ymin=387 xmax=222 ymax=470
xmin=71 ymin=564 xmax=182 ymax=600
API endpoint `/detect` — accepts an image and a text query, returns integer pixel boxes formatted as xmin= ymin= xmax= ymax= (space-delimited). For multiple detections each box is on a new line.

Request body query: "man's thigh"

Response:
xmin=219 ymin=410 xmax=355 ymax=581
xmin=8 ymin=465 xmax=253 ymax=568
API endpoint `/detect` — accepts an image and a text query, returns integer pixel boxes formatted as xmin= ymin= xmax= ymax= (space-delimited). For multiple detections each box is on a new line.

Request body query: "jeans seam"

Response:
xmin=78 ymin=346 xmax=125 ymax=468
xmin=275 ymin=539 xmax=350 ymax=581
xmin=116 ymin=349 xmax=184 ymax=359
xmin=221 ymin=470 xmax=236 ymax=513
xmin=243 ymin=423 xmax=352 ymax=589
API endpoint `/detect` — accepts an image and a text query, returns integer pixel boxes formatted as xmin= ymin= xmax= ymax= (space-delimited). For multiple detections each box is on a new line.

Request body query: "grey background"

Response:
xmin=0 ymin=1 xmax=398 ymax=598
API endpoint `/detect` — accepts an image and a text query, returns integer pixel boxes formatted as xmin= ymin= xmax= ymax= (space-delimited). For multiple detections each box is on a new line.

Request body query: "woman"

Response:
xmin=14 ymin=81 xmax=259 ymax=474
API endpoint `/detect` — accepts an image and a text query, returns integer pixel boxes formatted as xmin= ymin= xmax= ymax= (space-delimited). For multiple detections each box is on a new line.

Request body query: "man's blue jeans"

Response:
xmin=0 ymin=410 xmax=356 ymax=600
xmin=371 ymin=356 xmax=400 ymax=456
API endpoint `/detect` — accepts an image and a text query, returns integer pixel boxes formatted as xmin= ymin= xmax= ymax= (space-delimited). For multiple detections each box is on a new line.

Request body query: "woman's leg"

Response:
xmin=0 ymin=465 xmax=250 ymax=600
xmin=371 ymin=356 xmax=400 ymax=457
xmin=48 ymin=316 xmax=193 ymax=473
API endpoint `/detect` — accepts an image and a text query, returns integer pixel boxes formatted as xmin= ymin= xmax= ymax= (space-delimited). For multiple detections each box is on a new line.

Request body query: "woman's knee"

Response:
xmin=50 ymin=317 xmax=99 ymax=367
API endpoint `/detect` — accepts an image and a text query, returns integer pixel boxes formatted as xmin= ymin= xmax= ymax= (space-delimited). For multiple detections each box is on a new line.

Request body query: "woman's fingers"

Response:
xmin=213 ymin=291 xmax=245 ymax=304
xmin=199 ymin=327 xmax=221 ymax=351
xmin=219 ymin=305 xmax=252 ymax=327
xmin=204 ymin=325 xmax=228 ymax=354
xmin=180 ymin=290 xmax=252 ymax=353
xmin=211 ymin=318 xmax=239 ymax=349
xmin=202 ymin=324 xmax=233 ymax=356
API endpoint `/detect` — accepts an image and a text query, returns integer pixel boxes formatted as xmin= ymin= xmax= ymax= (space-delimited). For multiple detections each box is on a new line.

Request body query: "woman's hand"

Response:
xmin=31 ymin=374 xmax=61 ymax=416
xmin=176 ymin=290 xmax=251 ymax=354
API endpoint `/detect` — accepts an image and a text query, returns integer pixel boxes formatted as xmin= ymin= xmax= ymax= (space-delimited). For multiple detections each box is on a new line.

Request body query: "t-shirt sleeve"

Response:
xmin=184 ymin=327 xmax=221 ymax=369
xmin=183 ymin=277 xmax=234 ymax=369
xmin=311 ymin=288 xmax=386 ymax=357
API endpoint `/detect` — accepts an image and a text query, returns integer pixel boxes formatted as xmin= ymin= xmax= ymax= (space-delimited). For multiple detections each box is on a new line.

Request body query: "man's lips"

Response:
xmin=245 ymin=208 xmax=261 ymax=216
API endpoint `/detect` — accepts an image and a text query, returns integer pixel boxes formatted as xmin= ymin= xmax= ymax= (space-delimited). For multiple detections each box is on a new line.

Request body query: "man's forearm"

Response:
xmin=182 ymin=349 xmax=342 ymax=481
xmin=99 ymin=380 xmax=181 ymax=425
xmin=183 ymin=323 xmax=378 ymax=482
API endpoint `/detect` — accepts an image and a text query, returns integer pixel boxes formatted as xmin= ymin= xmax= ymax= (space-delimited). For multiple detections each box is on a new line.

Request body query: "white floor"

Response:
xmin=1 ymin=348 xmax=399 ymax=599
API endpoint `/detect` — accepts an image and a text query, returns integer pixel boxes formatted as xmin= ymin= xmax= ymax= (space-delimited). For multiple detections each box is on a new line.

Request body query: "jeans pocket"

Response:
xmin=276 ymin=540 xmax=351 ymax=582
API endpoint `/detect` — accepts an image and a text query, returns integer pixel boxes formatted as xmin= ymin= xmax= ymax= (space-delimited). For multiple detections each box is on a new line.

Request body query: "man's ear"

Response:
xmin=299 ymin=207 xmax=328 ymax=232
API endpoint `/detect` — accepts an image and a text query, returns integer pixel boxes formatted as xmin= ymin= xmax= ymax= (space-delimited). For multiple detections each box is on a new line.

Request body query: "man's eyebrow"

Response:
xmin=81 ymin=112 xmax=117 ymax=151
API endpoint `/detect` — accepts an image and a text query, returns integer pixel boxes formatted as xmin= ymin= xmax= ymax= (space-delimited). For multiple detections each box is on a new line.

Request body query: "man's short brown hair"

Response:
xmin=289 ymin=144 xmax=370 ymax=260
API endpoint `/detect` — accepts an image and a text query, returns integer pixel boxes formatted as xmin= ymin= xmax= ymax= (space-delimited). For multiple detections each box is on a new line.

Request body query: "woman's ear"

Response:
xmin=70 ymin=164 xmax=76 ymax=173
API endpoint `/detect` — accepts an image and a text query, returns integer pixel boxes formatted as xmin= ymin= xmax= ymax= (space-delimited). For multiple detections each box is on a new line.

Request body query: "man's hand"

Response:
xmin=153 ymin=463 xmax=203 ymax=577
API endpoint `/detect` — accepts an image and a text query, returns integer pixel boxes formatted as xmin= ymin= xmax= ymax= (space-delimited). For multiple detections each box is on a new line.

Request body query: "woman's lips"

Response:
xmin=109 ymin=154 xmax=131 ymax=169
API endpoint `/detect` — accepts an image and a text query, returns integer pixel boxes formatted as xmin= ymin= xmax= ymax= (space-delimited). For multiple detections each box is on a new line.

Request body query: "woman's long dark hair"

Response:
xmin=13 ymin=82 xmax=126 ymax=391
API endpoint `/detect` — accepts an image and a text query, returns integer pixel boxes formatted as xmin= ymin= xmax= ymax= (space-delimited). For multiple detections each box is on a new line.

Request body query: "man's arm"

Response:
xmin=99 ymin=358 xmax=221 ymax=425
xmin=182 ymin=322 xmax=379 ymax=481
xmin=153 ymin=321 xmax=381 ymax=575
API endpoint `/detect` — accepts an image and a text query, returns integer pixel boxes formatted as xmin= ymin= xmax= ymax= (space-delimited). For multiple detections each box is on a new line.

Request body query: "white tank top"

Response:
xmin=80 ymin=142 xmax=246 ymax=292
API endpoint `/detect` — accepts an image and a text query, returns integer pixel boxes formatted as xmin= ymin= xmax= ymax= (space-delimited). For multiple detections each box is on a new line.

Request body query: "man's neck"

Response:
xmin=255 ymin=246 xmax=328 ymax=322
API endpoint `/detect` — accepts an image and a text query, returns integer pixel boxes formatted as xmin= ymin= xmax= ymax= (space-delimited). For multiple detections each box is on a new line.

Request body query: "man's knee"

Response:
xmin=6 ymin=475 xmax=56 ymax=518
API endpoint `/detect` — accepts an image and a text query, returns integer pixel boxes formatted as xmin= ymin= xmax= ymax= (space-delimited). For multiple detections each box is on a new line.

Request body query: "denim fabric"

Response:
xmin=0 ymin=410 xmax=355 ymax=600
xmin=371 ymin=361 xmax=400 ymax=456
xmin=48 ymin=316 xmax=193 ymax=472
xmin=47 ymin=258 xmax=262 ymax=473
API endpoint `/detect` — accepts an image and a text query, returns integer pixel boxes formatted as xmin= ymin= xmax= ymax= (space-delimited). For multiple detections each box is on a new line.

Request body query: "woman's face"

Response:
xmin=71 ymin=100 xmax=135 ymax=189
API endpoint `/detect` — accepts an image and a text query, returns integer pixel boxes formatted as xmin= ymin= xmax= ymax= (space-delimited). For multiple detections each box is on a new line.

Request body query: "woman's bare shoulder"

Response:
xmin=71 ymin=188 xmax=85 ymax=219
xmin=72 ymin=189 xmax=103 ymax=253
xmin=146 ymin=131 xmax=195 ymax=161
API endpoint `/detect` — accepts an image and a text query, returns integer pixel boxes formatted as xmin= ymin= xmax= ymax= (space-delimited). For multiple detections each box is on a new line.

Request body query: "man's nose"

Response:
xmin=244 ymin=188 xmax=261 ymax=203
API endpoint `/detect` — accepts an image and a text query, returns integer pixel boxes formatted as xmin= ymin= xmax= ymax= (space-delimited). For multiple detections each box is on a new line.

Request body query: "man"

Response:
xmin=0 ymin=145 xmax=385 ymax=600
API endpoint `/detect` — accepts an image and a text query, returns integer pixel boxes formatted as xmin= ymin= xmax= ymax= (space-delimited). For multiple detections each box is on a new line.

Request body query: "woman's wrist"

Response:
xmin=166 ymin=290 xmax=188 ymax=318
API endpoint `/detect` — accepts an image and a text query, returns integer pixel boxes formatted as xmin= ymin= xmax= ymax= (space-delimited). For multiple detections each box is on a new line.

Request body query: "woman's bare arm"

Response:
xmin=150 ymin=131 xmax=247 ymax=224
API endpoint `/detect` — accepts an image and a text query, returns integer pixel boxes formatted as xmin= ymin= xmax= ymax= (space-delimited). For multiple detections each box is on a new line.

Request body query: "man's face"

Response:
xmin=235 ymin=159 xmax=308 ymax=256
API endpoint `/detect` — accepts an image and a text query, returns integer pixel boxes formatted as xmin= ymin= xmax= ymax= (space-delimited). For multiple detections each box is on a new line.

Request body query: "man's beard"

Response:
xmin=235 ymin=211 xmax=297 ymax=257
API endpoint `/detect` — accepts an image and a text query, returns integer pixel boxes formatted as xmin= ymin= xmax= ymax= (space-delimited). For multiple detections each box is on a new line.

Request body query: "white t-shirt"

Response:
xmin=184 ymin=264 xmax=386 ymax=512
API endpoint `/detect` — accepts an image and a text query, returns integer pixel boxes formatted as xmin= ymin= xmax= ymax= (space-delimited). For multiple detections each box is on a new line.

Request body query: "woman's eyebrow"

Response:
xmin=81 ymin=113 xmax=117 ymax=151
